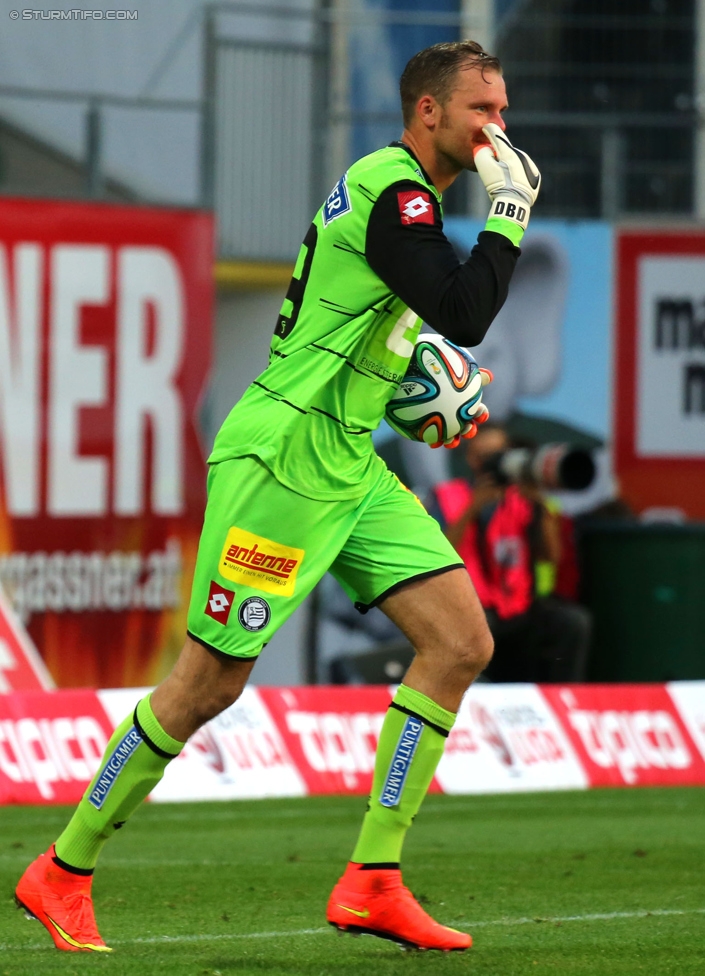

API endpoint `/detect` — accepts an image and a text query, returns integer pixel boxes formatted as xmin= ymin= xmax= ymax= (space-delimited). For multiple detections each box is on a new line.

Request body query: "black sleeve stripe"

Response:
xmin=357 ymin=183 xmax=378 ymax=203
xmin=319 ymin=297 xmax=357 ymax=312
xmin=366 ymin=180 xmax=519 ymax=347
xmin=333 ymin=241 xmax=366 ymax=257
xmin=309 ymin=406 xmax=372 ymax=434
xmin=253 ymin=381 xmax=308 ymax=415
xmin=311 ymin=342 xmax=348 ymax=360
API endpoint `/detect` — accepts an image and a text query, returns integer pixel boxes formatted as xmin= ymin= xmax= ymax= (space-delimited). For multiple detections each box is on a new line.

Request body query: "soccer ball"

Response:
xmin=385 ymin=334 xmax=486 ymax=447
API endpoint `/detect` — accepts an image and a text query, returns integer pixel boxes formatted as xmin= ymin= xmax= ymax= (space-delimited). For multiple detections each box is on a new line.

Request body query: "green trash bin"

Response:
xmin=580 ymin=523 xmax=705 ymax=682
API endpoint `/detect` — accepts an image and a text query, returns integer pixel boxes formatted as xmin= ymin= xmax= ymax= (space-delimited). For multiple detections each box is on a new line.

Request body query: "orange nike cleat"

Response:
xmin=326 ymin=862 xmax=471 ymax=952
xmin=15 ymin=845 xmax=111 ymax=953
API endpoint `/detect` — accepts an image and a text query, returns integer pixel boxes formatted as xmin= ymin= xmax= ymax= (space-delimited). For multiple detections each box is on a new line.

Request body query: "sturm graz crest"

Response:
xmin=238 ymin=597 xmax=271 ymax=632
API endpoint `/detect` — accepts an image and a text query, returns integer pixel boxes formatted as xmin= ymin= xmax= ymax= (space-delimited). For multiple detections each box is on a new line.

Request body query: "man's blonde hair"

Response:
xmin=400 ymin=40 xmax=502 ymax=126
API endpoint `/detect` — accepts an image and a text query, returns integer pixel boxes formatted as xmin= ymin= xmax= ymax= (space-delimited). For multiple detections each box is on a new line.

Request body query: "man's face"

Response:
xmin=465 ymin=427 xmax=509 ymax=473
xmin=434 ymin=65 xmax=508 ymax=171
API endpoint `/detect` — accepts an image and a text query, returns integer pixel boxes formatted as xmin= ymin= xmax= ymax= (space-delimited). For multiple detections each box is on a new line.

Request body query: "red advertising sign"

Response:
xmin=3 ymin=683 xmax=705 ymax=806
xmin=541 ymin=684 xmax=705 ymax=787
xmin=614 ymin=231 xmax=705 ymax=517
xmin=0 ymin=198 xmax=213 ymax=687
xmin=0 ymin=690 xmax=113 ymax=804
xmin=0 ymin=585 xmax=53 ymax=692
xmin=258 ymin=686 xmax=442 ymax=796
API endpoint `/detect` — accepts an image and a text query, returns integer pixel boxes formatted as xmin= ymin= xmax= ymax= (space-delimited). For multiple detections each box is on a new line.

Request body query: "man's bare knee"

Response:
xmin=449 ymin=626 xmax=494 ymax=680
xmin=474 ymin=624 xmax=495 ymax=672
xmin=380 ymin=568 xmax=496 ymax=710
xmin=151 ymin=638 xmax=255 ymax=741
xmin=410 ymin=613 xmax=493 ymax=675
xmin=185 ymin=684 xmax=241 ymax=727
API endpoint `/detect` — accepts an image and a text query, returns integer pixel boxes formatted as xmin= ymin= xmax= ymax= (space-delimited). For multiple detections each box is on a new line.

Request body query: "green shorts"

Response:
xmin=186 ymin=454 xmax=463 ymax=659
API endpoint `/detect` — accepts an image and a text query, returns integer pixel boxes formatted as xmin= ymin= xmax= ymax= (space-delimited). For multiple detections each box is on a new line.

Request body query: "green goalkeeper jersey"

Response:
xmin=209 ymin=145 xmax=434 ymax=500
xmin=208 ymin=142 xmax=520 ymax=500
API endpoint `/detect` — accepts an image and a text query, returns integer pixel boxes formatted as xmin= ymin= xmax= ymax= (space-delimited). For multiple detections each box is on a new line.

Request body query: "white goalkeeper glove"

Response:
xmin=473 ymin=123 xmax=541 ymax=234
xmin=432 ymin=368 xmax=494 ymax=450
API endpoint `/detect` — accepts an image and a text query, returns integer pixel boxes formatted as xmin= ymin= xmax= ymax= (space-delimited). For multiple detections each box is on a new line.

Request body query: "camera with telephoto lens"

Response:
xmin=482 ymin=444 xmax=596 ymax=491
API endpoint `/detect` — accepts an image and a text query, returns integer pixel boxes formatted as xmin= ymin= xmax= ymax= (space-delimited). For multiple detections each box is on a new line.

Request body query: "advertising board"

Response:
xmin=3 ymin=683 xmax=705 ymax=806
xmin=0 ymin=689 xmax=112 ymax=803
xmin=0 ymin=584 xmax=53 ymax=692
xmin=98 ymin=687 xmax=306 ymax=803
xmin=0 ymin=199 xmax=213 ymax=687
xmin=436 ymin=684 xmax=587 ymax=794
xmin=541 ymin=684 xmax=705 ymax=787
xmin=614 ymin=231 xmax=705 ymax=518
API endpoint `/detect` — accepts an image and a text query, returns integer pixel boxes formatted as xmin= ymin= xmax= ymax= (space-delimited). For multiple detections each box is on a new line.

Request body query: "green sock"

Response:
xmin=351 ymin=685 xmax=455 ymax=865
xmin=54 ymin=694 xmax=184 ymax=870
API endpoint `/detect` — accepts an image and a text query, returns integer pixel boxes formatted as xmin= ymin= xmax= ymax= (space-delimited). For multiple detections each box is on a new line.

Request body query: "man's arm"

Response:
xmin=366 ymin=180 xmax=519 ymax=347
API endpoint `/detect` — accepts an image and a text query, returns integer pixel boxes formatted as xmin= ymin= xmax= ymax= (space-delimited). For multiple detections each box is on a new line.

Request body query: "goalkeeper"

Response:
xmin=16 ymin=40 xmax=540 ymax=954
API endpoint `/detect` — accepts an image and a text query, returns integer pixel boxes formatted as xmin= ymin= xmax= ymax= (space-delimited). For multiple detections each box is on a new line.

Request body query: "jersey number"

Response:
xmin=274 ymin=223 xmax=318 ymax=341
xmin=385 ymin=307 xmax=418 ymax=358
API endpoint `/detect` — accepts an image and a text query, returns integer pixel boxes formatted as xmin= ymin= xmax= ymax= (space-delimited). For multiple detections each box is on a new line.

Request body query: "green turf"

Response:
xmin=1 ymin=788 xmax=704 ymax=975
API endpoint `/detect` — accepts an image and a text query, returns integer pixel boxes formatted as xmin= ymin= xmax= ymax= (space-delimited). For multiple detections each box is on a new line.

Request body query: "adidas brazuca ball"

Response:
xmin=385 ymin=334 xmax=487 ymax=448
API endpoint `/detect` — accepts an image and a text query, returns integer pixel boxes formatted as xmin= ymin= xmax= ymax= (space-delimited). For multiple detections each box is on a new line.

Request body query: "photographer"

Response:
xmin=427 ymin=424 xmax=591 ymax=683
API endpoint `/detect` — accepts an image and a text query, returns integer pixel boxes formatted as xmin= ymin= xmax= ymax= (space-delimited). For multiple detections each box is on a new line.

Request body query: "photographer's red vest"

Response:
xmin=434 ymin=479 xmax=535 ymax=619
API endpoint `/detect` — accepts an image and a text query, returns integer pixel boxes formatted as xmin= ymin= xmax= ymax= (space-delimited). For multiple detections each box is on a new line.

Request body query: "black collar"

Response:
xmin=388 ymin=141 xmax=435 ymax=189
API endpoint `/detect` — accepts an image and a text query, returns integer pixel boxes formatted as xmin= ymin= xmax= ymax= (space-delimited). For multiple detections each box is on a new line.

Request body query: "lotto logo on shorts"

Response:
xmin=204 ymin=581 xmax=235 ymax=624
xmin=397 ymin=190 xmax=434 ymax=225
xmin=219 ymin=526 xmax=304 ymax=597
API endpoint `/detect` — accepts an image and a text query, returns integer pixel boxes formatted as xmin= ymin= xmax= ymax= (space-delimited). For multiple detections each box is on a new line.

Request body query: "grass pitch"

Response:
xmin=1 ymin=788 xmax=704 ymax=975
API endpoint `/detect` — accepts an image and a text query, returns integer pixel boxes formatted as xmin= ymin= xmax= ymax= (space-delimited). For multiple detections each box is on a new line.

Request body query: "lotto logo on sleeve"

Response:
xmin=219 ymin=527 xmax=304 ymax=597
xmin=205 ymin=581 xmax=235 ymax=624
xmin=397 ymin=190 xmax=434 ymax=225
